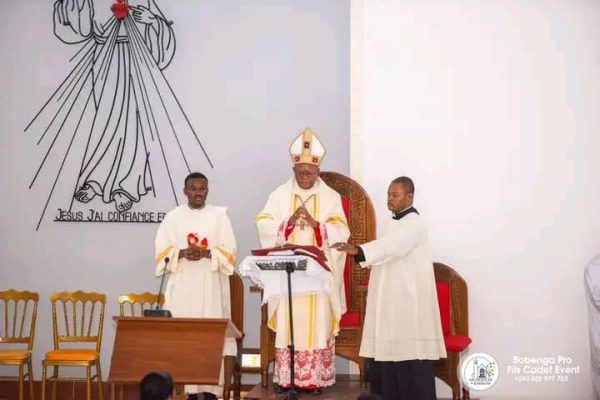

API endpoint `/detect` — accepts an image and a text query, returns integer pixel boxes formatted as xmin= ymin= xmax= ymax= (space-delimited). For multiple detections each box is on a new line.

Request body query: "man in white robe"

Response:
xmin=255 ymin=128 xmax=350 ymax=393
xmin=333 ymin=176 xmax=446 ymax=400
xmin=155 ymin=172 xmax=237 ymax=400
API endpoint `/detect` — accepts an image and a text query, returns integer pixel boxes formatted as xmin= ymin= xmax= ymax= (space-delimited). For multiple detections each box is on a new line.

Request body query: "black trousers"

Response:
xmin=367 ymin=359 xmax=437 ymax=400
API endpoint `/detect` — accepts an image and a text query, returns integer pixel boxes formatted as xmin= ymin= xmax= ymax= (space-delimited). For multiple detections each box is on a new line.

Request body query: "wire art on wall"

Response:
xmin=25 ymin=0 xmax=212 ymax=230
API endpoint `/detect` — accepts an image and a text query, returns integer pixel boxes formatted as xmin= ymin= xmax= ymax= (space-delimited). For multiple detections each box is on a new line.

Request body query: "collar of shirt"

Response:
xmin=392 ymin=206 xmax=419 ymax=220
xmin=187 ymin=203 xmax=207 ymax=212
xmin=291 ymin=177 xmax=321 ymax=195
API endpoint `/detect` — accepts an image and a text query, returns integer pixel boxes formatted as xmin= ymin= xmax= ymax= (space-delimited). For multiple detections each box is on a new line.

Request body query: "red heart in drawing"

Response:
xmin=111 ymin=1 xmax=129 ymax=20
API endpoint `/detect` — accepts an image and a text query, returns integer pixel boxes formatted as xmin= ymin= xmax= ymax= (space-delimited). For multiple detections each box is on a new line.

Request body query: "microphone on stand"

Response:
xmin=144 ymin=257 xmax=173 ymax=317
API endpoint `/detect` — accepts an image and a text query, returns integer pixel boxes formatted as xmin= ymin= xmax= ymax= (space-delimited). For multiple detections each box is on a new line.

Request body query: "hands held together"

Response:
xmin=290 ymin=205 xmax=318 ymax=228
xmin=179 ymin=246 xmax=211 ymax=261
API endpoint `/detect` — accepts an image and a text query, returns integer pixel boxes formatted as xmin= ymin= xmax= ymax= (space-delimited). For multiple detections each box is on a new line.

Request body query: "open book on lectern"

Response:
xmin=251 ymin=244 xmax=330 ymax=271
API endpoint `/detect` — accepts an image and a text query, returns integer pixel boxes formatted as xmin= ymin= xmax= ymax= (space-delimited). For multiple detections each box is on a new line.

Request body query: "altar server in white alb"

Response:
xmin=256 ymin=128 xmax=350 ymax=393
xmin=155 ymin=172 xmax=237 ymax=400
xmin=333 ymin=176 xmax=446 ymax=400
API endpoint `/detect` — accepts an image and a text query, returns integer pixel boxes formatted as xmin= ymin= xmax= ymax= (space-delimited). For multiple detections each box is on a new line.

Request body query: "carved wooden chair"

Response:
xmin=41 ymin=290 xmax=106 ymax=400
xmin=224 ymin=273 xmax=244 ymax=400
xmin=256 ymin=171 xmax=376 ymax=387
xmin=433 ymin=262 xmax=472 ymax=400
xmin=0 ymin=289 xmax=39 ymax=400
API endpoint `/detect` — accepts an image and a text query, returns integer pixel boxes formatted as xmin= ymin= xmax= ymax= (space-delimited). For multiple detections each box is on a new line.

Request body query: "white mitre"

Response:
xmin=289 ymin=128 xmax=326 ymax=166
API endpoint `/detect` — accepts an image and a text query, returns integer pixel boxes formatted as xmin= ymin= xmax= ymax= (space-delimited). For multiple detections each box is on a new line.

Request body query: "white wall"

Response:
xmin=0 ymin=0 xmax=349 ymax=380
xmin=355 ymin=1 xmax=600 ymax=399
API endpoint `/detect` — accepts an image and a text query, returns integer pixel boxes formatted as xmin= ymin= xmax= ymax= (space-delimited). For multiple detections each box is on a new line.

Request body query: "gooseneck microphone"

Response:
xmin=143 ymin=257 xmax=173 ymax=317
xmin=155 ymin=257 xmax=169 ymax=311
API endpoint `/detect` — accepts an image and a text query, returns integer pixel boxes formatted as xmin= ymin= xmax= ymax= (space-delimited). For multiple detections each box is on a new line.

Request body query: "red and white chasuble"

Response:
xmin=256 ymin=178 xmax=350 ymax=388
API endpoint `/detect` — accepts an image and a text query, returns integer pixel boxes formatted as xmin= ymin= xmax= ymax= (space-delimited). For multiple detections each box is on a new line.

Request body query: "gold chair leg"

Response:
xmin=27 ymin=357 xmax=35 ymax=400
xmin=18 ymin=363 xmax=24 ymax=400
xmin=119 ymin=383 xmax=124 ymax=400
xmin=96 ymin=359 xmax=104 ymax=400
xmin=41 ymin=361 xmax=47 ymax=400
xmin=51 ymin=366 xmax=58 ymax=400
xmin=86 ymin=365 xmax=92 ymax=400
xmin=110 ymin=383 xmax=115 ymax=400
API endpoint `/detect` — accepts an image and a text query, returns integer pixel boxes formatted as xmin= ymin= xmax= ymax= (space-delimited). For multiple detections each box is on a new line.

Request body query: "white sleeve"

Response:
xmin=209 ymin=211 xmax=237 ymax=275
xmin=360 ymin=217 xmax=425 ymax=267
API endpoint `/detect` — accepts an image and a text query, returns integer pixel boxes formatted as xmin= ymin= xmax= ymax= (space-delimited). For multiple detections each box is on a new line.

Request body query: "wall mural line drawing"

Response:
xmin=25 ymin=0 xmax=212 ymax=230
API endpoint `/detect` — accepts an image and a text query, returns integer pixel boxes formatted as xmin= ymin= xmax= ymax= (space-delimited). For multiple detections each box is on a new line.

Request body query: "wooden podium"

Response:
xmin=108 ymin=317 xmax=241 ymax=400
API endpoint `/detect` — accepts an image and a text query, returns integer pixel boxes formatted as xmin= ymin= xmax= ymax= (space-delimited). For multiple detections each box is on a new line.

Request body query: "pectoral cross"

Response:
xmin=294 ymin=194 xmax=315 ymax=231
xmin=298 ymin=218 xmax=307 ymax=230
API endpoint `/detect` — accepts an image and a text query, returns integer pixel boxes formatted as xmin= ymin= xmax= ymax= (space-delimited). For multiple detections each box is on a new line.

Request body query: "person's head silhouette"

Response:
xmin=140 ymin=371 xmax=173 ymax=400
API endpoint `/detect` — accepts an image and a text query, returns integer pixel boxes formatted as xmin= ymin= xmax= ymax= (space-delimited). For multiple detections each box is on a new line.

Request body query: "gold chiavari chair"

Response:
xmin=41 ymin=290 xmax=106 ymax=400
xmin=118 ymin=292 xmax=164 ymax=317
xmin=0 ymin=289 xmax=39 ymax=400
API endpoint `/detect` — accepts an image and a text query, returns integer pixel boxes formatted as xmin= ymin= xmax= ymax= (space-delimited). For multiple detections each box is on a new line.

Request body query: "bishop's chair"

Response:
xmin=320 ymin=171 xmax=376 ymax=386
xmin=0 ymin=289 xmax=39 ymax=400
xmin=41 ymin=290 xmax=106 ymax=400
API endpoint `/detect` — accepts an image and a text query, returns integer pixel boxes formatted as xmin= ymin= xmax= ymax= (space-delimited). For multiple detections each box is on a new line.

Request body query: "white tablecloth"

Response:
xmin=238 ymin=255 xmax=332 ymax=304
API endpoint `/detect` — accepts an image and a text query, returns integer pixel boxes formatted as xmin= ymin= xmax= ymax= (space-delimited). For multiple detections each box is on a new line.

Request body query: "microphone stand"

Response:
xmin=144 ymin=257 xmax=172 ymax=317
xmin=283 ymin=261 xmax=299 ymax=400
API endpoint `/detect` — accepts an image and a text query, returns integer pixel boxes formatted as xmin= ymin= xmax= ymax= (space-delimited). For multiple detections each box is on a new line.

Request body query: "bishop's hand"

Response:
xmin=289 ymin=207 xmax=304 ymax=226
xmin=290 ymin=205 xmax=317 ymax=229
xmin=300 ymin=206 xmax=318 ymax=228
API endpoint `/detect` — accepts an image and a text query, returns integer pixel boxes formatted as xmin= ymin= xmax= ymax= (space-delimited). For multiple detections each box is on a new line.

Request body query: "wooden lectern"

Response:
xmin=108 ymin=317 xmax=241 ymax=400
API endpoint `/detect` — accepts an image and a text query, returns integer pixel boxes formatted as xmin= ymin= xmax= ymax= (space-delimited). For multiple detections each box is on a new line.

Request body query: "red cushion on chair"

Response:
xmin=436 ymin=282 xmax=450 ymax=336
xmin=340 ymin=311 xmax=361 ymax=328
xmin=444 ymin=335 xmax=472 ymax=352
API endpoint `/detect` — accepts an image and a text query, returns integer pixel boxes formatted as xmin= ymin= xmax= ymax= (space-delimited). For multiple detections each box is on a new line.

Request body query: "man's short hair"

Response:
xmin=140 ymin=371 xmax=173 ymax=400
xmin=184 ymin=172 xmax=208 ymax=187
xmin=391 ymin=176 xmax=415 ymax=195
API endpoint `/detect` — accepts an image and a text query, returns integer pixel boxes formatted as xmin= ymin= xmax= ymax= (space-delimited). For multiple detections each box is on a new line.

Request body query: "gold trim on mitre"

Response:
xmin=289 ymin=128 xmax=326 ymax=166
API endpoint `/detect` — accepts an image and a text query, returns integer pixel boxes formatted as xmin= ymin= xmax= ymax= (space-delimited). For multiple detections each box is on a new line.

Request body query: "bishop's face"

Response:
xmin=293 ymin=164 xmax=319 ymax=190
xmin=184 ymin=178 xmax=209 ymax=209
xmin=387 ymin=182 xmax=413 ymax=212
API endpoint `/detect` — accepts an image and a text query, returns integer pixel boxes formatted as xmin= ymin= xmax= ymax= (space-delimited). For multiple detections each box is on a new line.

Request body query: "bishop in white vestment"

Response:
xmin=155 ymin=172 xmax=237 ymax=400
xmin=256 ymin=128 xmax=350 ymax=391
